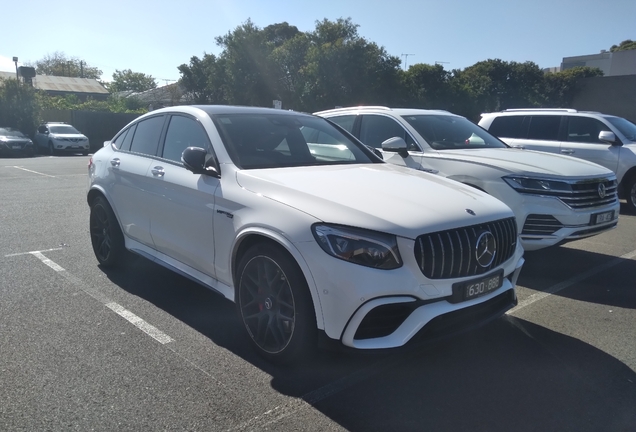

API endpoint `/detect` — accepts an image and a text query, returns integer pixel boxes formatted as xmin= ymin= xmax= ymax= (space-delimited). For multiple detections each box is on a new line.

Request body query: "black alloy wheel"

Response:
xmin=237 ymin=243 xmax=316 ymax=363
xmin=89 ymin=196 xmax=125 ymax=267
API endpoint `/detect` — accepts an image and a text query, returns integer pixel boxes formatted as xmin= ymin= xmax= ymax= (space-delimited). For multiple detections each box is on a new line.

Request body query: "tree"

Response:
xmin=0 ymin=78 xmax=40 ymax=134
xmin=28 ymin=51 xmax=102 ymax=79
xmin=451 ymin=59 xmax=545 ymax=120
xmin=301 ymin=18 xmax=402 ymax=111
xmin=214 ymin=19 xmax=280 ymax=107
xmin=542 ymin=66 xmax=604 ymax=107
xmin=401 ymin=63 xmax=452 ymax=109
xmin=108 ymin=69 xmax=157 ymax=93
xmin=178 ymin=54 xmax=227 ymax=104
xmin=610 ymin=40 xmax=636 ymax=52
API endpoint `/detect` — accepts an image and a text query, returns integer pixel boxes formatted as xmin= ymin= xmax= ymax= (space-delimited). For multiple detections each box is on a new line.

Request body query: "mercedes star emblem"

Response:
xmin=475 ymin=231 xmax=497 ymax=268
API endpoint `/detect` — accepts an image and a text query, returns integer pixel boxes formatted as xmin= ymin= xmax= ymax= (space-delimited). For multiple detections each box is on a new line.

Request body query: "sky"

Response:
xmin=1 ymin=0 xmax=634 ymax=84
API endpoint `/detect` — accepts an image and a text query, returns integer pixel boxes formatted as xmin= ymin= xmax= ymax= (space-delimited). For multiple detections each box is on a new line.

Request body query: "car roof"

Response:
xmin=314 ymin=106 xmax=458 ymax=117
xmin=480 ymin=109 xmax=612 ymax=118
xmin=150 ymin=105 xmax=315 ymax=118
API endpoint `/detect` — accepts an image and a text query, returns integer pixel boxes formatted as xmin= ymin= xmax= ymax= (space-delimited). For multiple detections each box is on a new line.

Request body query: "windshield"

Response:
xmin=605 ymin=116 xmax=636 ymax=141
xmin=212 ymin=113 xmax=379 ymax=169
xmin=0 ymin=128 xmax=26 ymax=137
xmin=50 ymin=125 xmax=81 ymax=134
xmin=403 ymin=115 xmax=508 ymax=150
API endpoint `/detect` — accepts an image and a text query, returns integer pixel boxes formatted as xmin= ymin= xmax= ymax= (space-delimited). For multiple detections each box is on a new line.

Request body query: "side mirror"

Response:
xmin=381 ymin=137 xmax=409 ymax=158
xmin=182 ymin=147 xmax=220 ymax=177
xmin=599 ymin=131 xmax=620 ymax=145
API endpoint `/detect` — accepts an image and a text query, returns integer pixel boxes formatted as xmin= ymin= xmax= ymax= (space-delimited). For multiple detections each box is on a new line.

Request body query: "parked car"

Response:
xmin=479 ymin=108 xmax=636 ymax=213
xmin=87 ymin=105 xmax=524 ymax=363
xmin=0 ymin=127 xmax=35 ymax=157
xmin=34 ymin=122 xmax=90 ymax=155
xmin=315 ymin=106 xmax=620 ymax=251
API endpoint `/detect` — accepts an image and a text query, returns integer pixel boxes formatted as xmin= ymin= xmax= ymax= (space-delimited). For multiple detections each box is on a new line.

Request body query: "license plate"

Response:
xmin=452 ymin=270 xmax=503 ymax=302
xmin=592 ymin=210 xmax=614 ymax=225
xmin=12 ymin=145 xmax=21 ymax=149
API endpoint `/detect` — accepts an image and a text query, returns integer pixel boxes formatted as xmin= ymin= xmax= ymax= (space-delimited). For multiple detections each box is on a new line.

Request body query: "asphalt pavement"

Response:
xmin=1 ymin=155 xmax=634 ymax=431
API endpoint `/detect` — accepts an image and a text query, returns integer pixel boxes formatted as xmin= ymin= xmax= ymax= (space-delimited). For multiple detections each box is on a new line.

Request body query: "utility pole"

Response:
xmin=80 ymin=61 xmax=84 ymax=78
xmin=401 ymin=53 xmax=415 ymax=70
xmin=13 ymin=56 xmax=19 ymax=83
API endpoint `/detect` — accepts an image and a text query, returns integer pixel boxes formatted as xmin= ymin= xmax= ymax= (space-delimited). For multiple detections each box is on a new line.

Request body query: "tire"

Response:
xmin=626 ymin=176 xmax=636 ymax=214
xmin=236 ymin=243 xmax=316 ymax=364
xmin=82 ymin=150 xmax=89 ymax=156
xmin=89 ymin=196 xmax=125 ymax=267
xmin=48 ymin=142 xmax=55 ymax=156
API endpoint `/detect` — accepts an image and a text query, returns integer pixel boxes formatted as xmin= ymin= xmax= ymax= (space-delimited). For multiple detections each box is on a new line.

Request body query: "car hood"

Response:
xmin=235 ymin=163 xmax=513 ymax=239
xmin=432 ymin=148 xmax=613 ymax=177
xmin=0 ymin=136 xmax=31 ymax=144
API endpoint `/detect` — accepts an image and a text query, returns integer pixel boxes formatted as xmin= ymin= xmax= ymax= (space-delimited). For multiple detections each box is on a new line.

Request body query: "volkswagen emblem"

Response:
xmin=475 ymin=231 xmax=497 ymax=268
xmin=598 ymin=183 xmax=606 ymax=199
xmin=466 ymin=209 xmax=476 ymax=216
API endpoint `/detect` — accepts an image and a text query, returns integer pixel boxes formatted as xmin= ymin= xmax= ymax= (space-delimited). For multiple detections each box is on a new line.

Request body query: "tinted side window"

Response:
xmin=527 ymin=116 xmax=561 ymax=141
xmin=129 ymin=116 xmax=165 ymax=156
xmin=111 ymin=128 xmax=129 ymax=149
xmin=120 ymin=124 xmax=136 ymax=151
xmin=566 ymin=117 xmax=611 ymax=144
xmin=162 ymin=115 xmax=210 ymax=163
xmin=488 ymin=116 xmax=526 ymax=139
xmin=360 ymin=115 xmax=416 ymax=149
xmin=328 ymin=115 xmax=356 ymax=133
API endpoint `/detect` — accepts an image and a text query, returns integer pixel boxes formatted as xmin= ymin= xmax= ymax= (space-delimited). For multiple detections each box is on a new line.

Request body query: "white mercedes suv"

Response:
xmin=87 ymin=105 xmax=524 ymax=363
xmin=316 ymin=107 xmax=620 ymax=251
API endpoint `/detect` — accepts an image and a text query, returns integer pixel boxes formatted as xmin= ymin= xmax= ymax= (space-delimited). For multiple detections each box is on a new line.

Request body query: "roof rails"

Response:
xmin=503 ymin=108 xmax=578 ymax=113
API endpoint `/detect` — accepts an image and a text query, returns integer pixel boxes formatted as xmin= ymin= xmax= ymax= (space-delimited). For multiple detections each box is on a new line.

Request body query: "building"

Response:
xmin=0 ymin=72 xmax=109 ymax=100
xmin=561 ymin=49 xmax=636 ymax=76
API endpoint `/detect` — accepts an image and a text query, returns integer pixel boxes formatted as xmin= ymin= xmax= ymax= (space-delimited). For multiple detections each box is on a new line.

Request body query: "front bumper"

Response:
xmin=295 ymin=235 xmax=524 ymax=349
xmin=486 ymin=182 xmax=620 ymax=251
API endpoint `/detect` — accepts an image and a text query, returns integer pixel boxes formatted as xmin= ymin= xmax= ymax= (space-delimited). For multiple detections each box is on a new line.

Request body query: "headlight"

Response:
xmin=503 ymin=176 xmax=572 ymax=194
xmin=312 ymin=224 xmax=402 ymax=269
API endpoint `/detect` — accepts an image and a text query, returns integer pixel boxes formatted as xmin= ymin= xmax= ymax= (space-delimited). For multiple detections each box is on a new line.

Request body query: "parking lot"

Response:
xmin=1 ymin=155 xmax=635 ymax=431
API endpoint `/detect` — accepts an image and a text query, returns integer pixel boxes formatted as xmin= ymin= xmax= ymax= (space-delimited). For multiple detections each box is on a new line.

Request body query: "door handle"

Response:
xmin=560 ymin=149 xmax=574 ymax=155
xmin=151 ymin=166 xmax=165 ymax=177
xmin=110 ymin=158 xmax=120 ymax=167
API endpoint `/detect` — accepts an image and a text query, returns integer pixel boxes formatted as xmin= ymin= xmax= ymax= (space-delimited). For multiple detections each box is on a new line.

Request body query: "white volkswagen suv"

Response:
xmin=479 ymin=109 xmax=636 ymax=214
xmin=316 ymin=107 xmax=620 ymax=251
xmin=88 ymin=105 xmax=524 ymax=363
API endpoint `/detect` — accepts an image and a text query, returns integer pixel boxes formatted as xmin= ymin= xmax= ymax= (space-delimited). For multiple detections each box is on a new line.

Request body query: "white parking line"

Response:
xmin=5 ymin=247 xmax=63 ymax=257
xmin=508 ymin=248 xmax=636 ymax=315
xmin=105 ymin=303 xmax=174 ymax=344
xmin=11 ymin=166 xmax=56 ymax=178
xmin=9 ymin=248 xmax=175 ymax=345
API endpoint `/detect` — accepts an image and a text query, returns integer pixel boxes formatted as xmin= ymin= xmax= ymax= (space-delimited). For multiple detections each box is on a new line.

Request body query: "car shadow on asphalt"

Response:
xmin=99 ymin=256 xmax=636 ymax=431
xmin=520 ymin=245 xmax=636 ymax=310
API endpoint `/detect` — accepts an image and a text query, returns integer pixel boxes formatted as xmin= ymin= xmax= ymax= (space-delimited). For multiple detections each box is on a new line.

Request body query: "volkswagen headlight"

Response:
xmin=503 ymin=176 xmax=572 ymax=194
xmin=312 ymin=224 xmax=402 ymax=269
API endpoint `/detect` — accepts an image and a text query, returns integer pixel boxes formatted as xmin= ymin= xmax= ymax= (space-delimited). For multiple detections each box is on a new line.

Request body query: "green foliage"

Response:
xmin=27 ymin=51 xmax=102 ymax=79
xmin=178 ymin=54 xmax=227 ymax=104
xmin=37 ymin=93 xmax=147 ymax=114
xmin=542 ymin=66 xmax=604 ymax=107
xmin=108 ymin=69 xmax=157 ymax=93
xmin=610 ymin=40 xmax=636 ymax=52
xmin=451 ymin=59 xmax=545 ymax=120
xmin=0 ymin=78 xmax=40 ymax=135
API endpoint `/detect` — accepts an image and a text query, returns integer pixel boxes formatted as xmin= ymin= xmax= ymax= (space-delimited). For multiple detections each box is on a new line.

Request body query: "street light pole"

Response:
xmin=13 ymin=56 xmax=19 ymax=83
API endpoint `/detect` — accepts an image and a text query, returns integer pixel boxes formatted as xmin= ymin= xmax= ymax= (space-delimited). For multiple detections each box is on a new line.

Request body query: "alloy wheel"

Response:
xmin=238 ymin=256 xmax=296 ymax=354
